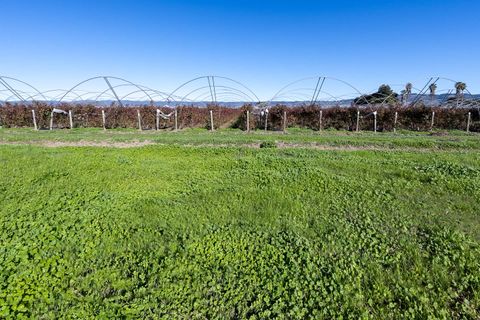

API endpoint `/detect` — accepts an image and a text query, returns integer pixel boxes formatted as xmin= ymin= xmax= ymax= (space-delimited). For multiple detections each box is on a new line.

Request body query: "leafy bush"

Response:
xmin=259 ymin=141 xmax=277 ymax=148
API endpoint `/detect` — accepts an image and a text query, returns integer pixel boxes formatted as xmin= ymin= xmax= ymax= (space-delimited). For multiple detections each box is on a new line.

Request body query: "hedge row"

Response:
xmin=0 ymin=102 xmax=478 ymax=132
xmin=0 ymin=103 xmax=243 ymax=130
xmin=265 ymin=105 xmax=480 ymax=132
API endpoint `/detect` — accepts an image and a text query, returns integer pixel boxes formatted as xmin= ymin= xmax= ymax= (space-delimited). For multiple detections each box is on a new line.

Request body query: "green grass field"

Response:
xmin=1 ymin=128 xmax=480 ymax=318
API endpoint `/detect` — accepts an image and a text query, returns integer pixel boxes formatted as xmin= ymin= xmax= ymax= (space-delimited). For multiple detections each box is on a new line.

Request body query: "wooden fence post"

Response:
xmin=102 ymin=110 xmax=106 ymax=130
xmin=156 ymin=109 xmax=159 ymax=130
xmin=393 ymin=111 xmax=398 ymax=133
xmin=430 ymin=111 xmax=435 ymax=131
xmin=264 ymin=111 xmax=268 ymax=132
xmin=49 ymin=111 xmax=54 ymax=130
xmin=283 ymin=110 xmax=287 ymax=133
xmin=174 ymin=109 xmax=178 ymax=131
xmin=137 ymin=110 xmax=142 ymax=131
xmin=373 ymin=111 xmax=377 ymax=133
xmin=246 ymin=110 xmax=250 ymax=133
xmin=356 ymin=110 xmax=360 ymax=132
xmin=32 ymin=109 xmax=38 ymax=130
xmin=68 ymin=110 xmax=73 ymax=129
xmin=319 ymin=110 xmax=323 ymax=132
xmin=210 ymin=110 xmax=214 ymax=131
xmin=467 ymin=112 xmax=471 ymax=133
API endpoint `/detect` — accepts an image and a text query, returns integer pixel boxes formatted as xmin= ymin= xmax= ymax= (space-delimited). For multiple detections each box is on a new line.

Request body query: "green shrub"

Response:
xmin=259 ymin=141 xmax=277 ymax=148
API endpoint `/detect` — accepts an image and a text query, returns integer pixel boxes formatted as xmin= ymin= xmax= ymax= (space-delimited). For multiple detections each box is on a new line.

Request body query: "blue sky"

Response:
xmin=2 ymin=0 xmax=479 ymax=100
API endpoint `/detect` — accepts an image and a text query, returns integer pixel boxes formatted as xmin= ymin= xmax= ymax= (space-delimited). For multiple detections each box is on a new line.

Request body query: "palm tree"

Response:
xmin=455 ymin=82 xmax=467 ymax=108
xmin=429 ymin=83 xmax=437 ymax=104
xmin=404 ymin=83 xmax=412 ymax=106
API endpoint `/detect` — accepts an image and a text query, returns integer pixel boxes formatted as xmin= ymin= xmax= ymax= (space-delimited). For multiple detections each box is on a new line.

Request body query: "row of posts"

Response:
xmin=253 ymin=110 xmax=473 ymax=133
xmin=40 ymin=109 xmax=180 ymax=132
xmin=137 ymin=109 xmax=180 ymax=131
xmin=32 ymin=109 xmax=474 ymax=133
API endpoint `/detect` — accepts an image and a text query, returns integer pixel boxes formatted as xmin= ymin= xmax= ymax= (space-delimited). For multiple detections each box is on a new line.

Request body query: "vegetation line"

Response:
xmin=1 ymin=139 xmax=478 ymax=153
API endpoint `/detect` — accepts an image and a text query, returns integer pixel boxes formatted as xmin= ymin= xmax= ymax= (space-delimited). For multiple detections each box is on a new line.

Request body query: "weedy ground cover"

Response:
xmin=0 ymin=129 xmax=479 ymax=318
xmin=1 ymin=127 xmax=480 ymax=150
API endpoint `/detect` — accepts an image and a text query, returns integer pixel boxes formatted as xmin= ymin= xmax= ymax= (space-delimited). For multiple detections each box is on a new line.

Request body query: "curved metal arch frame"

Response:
xmin=33 ymin=89 xmax=85 ymax=102
xmin=57 ymin=76 xmax=155 ymax=104
xmin=119 ymin=89 xmax=171 ymax=102
xmin=1 ymin=75 xmax=476 ymax=110
xmin=1 ymin=88 xmax=116 ymax=103
xmin=85 ymin=92 xmax=117 ymax=103
xmin=1 ymin=89 xmax=41 ymax=102
xmin=191 ymin=90 xmax=257 ymax=104
xmin=407 ymin=77 xmax=478 ymax=108
xmin=270 ymin=89 xmax=344 ymax=107
xmin=177 ymin=85 xmax=231 ymax=105
xmin=69 ymin=90 xmax=117 ymax=103
xmin=90 ymin=83 xmax=173 ymax=104
xmin=166 ymin=75 xmax=260 ymax=104
xmin=1 ymin=89 xmax=73 ymax=103
xmin=270 ymin=76 xmax=375 ymax=110
xmin=2 ymin=89 xmax=37 ymax=102
xmin=373 ymin=84 xmax=424 ymax=107
xmin=270 ymin=87 xmax=351 ymax=105
xmin=366 ymin=78 xmax=474 ymax=108
xmin=430 ymin=76 xmax=476 ymax=99
xmin=0 ymin=76 xmax=48 ymax=101
xmin=185 ymin=85 xmax=259 ymax=104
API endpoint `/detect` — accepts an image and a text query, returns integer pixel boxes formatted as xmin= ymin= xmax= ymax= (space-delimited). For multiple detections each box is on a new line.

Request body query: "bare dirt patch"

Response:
xmin=0 ymin=139 xmax=475 ymax=153
xmin=430 ymin=131 xmax=449 ymax=136
xmin=0 ymin=140 xmax=154 ymax=148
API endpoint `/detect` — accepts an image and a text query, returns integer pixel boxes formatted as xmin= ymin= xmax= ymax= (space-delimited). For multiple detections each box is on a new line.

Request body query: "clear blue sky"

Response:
xmin=2 ymin=0 xmax=479 ymax=100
